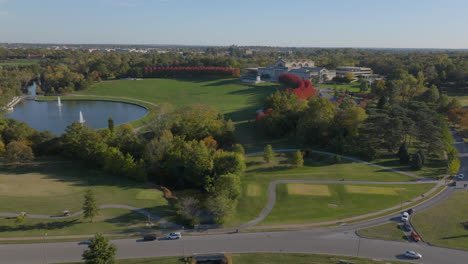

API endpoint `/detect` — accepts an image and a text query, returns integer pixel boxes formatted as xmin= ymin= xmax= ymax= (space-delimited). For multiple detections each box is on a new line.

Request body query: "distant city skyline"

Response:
xmin=1 ymin=0 xmax=467 ymax=49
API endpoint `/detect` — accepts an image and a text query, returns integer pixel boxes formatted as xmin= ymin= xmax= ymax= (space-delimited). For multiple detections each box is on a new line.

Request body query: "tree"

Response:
xmin=447 ymin=158 xmax=460 ymax=175
xmin=206 ymin=193 xmax=236 ymax=224
xmin=15 ymin=214 xmax=25 ymax=226
xmin=359 ymin=79 xmax=369 ymax=92
xmin=263 ymin=144 xmax=274 ymax=163
xmin=291 ymin=150 xmax=304 ymax=167
xmin=232 ymin=144 xmax=245 ymax=156
xmin=344 ymin=72 xmax=355 ymax=82
xmin=412 ymin=153 xmax=423 ymax=170
xmin=108 ymin=116 xmax=114 ymax=133
xmin=82 ymin=189 xmax=99 ymax=223
xmin=176 ymin=197 xmax=201 ymax=226
xmin=397 ymin=143 xmax=411 ymax=163
xmin=5 ymin=141 xmax=34 ymax=162
xmin=82 ymin=233 xmax=116 ymax=264
xmin=0 ymin=140 xmax=5 ymax=157
xmin=211 ymin=173 xmax=241 ymax=200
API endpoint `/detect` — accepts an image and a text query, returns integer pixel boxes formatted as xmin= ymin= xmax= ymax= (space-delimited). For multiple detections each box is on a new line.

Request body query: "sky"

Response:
xmin=0 ymin=0 xmax=467 ymax=49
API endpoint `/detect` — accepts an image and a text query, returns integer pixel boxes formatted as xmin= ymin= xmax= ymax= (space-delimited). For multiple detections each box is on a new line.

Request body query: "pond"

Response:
xmin=5 ymin=99 xmax=148 ymax=135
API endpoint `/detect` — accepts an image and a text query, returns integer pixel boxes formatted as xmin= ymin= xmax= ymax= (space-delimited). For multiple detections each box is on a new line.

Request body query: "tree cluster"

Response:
xmin=143 ymin=66 xmax=240 ymax=78
xmin=278 ymin=73 xmax=318 ymax=99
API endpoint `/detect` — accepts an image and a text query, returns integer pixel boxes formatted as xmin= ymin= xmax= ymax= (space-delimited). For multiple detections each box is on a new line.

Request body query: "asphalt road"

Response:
xmin=2 ymin=228 xmax=468 ymax=264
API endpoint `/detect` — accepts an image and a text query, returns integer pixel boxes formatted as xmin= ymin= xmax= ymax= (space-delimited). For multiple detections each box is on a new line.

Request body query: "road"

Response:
xmin=2 ymin=133 xmax=468 ymax=263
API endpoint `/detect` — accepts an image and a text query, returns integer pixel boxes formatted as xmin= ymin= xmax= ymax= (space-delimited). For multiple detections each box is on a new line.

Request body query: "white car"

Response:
xmin=404 ymin=250 xmax=422 ymax=259
xmin=458 ymin=173 xmax=464 ymax=180
xmin=401 ymin=212 xmax=409 ymax=222
xmin=165 ymin=232 xmax=181 ymax=240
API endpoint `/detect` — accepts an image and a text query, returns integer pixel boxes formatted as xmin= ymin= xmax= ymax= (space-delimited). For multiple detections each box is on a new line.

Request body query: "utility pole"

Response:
xmin=356 ymin=236 xmax=361 ymax=257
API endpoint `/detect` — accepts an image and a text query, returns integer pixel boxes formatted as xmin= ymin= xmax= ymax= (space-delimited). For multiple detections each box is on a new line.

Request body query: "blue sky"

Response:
xmin=0 ymin=0 xmax=467 ymax=48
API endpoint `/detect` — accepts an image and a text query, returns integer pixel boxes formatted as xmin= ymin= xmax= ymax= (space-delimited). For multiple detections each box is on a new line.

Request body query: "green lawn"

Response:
xmin=317 ymin=82 xmax=363 ymax=93
xmin=226 ymin=152 xmax=421 ymax=227
xmin=0 ymin=208 xmax=151 ymax=237
xmin=373 ymin=152 xmax=447 ymax=179
xmin=58 ymin=253 xmax=408 ymax=264
xmin=358 ymin=222 xmax=408 ymax=242
xmin=73 ymin=78 xmax=281 ymax=151
xmin=261 ymin=182 xmax=433 ymax=226
xmin=412 ymin=191 xmax=468 ymax=250
xmin=0 ymin=159 xmax=176 ymax=221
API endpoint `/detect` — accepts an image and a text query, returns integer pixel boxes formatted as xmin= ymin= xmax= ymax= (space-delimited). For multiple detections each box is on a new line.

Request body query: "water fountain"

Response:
xmin=79 ymin=111 xmax=85 ymax=124
xmin=57 ymin=96 xmax=62 ymax=107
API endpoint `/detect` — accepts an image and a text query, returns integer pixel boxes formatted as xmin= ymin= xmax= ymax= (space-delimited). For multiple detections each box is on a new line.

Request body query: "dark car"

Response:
xmin=402 ymin=222 xmax=412 ymax=232
xmin=407 ymin=208 xmax=415 ymax=215
xmin=143 ymin=234 xmax=157 ymax=241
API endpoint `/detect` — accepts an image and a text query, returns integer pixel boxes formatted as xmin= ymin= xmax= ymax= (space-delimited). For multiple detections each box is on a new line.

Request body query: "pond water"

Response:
xmin=5 ymin=99 xmax=148 ymax=135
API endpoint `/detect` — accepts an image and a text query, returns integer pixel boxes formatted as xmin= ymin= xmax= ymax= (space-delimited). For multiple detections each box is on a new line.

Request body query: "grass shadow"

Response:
xmin=0 ymin=218 xmax=79 ymax=232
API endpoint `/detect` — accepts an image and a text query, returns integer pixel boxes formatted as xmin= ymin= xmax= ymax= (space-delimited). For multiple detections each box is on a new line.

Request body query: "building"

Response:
xmin=256 ymin=59 xmax=335 ymax=83
xmin=336 ymin=66 xmax=372 ymax=77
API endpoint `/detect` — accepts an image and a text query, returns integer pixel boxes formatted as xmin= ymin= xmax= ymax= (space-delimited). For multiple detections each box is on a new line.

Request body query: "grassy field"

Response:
xmin=373 ymin=153 xmax=447 ymax=179
xmin=358 ymin=222 xmax=408 ymax=242
xmin=0 ymin=208 xmax=151 ymax=237
xmin=317 ymin=82 xmax=363 ymax=93
xmin=0 ymin=159 xmax=176 ymax=221
xmin=72 ymin=78 xmax=281 ymax=151
xmin=260 ymin=182 xmax=433 ymax=226
xmin=59 ymin=253 xmax=408 ymax=264
xmin=412 ymin=191 xmax=468 ymax=250
xmin=226 ymin=152 xmax=421 ymax=227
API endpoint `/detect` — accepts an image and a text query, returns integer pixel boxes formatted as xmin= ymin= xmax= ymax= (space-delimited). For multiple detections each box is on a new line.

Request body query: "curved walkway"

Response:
xmin=239 ymin=179 xmax=443 ymax=229
xmin=0 ymin=204 xmax=180 ymax=229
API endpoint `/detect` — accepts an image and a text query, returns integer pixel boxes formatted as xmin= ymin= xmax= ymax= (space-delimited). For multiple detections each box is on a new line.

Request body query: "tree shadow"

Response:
xmin=441 ymin=234 xmax=468 ymax=240
xmin=0 ymin=218 xmax=79 ymax=232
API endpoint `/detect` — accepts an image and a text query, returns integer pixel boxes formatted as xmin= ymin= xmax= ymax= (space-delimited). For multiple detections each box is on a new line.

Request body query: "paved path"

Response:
xmin=0 ymin=204 xmax=180 ymax=230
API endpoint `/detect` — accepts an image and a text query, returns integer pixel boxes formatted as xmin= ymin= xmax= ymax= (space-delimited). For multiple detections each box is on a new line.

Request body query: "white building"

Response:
xmin=336 ymin=66 xmax=372 ymax=77
xmin=256 ymin=59 xmax=335 ymax=83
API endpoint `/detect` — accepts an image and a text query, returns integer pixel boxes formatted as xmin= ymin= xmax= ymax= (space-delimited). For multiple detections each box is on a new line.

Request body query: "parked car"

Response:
xmin=407 ymin=208 xmax=415 ymax=215
xmin=401 ymin=212 xmax=409 ymax=222
xmin=404 ymin=251 xmax=422 ymax=259
xmin=402 ymin=222 xmax=412 ymax=232
xmin=458 ymin=173 xmax=464 ymax=180
xmin=143 ymin=234 xmax=157 ymax=241
xmin=411 ymin=231 xmax=421 ymax=242
xmin=79 ymin=238 xmax=93 ymax=245
xmin=165 ymin=232 xmax=181 ymax=240
xmin=63 ymin=210 xmax=71 ymax=216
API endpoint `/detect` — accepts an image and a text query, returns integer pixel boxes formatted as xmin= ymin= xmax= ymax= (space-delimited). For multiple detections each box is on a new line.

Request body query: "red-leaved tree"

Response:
xmin=279 ymin=74 xmax=317 ymax=100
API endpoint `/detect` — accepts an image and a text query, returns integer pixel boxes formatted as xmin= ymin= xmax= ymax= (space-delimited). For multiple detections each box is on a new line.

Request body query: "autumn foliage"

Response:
xmin=161 ymin=186 xmax=178 ymax=200
xmin=278 ymin=73 xmax=317 ymax=100
xmin=143 ymin=66 xmax=240 ymax=78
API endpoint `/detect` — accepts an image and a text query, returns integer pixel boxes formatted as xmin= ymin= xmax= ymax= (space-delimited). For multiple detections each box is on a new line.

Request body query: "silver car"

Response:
xmin=404 ymin=251 xmax=422 ymax=259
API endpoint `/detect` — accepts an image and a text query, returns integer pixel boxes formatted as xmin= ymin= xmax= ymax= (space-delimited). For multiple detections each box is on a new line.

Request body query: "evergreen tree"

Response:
xmin=412 ymin=153 xmax=423 ymax=170
xmin=263 ymin=144 xmax=274 ymax=163
xmin=377 ymin=96 xmax=388 ymax=109
xmin=108 ymin=116 xmax=114 ymax=133
xmin=417 ymin=149 xmax=426 ymax=165
xmin=82 ymin=189 xmax=99 ymax=223
xmin=291 ymin=150 xmax=304 ymax=167
xmin=397 ymin=143 xmax=410 ymax=163
xmin=82 ymin=233 xmax=116 ymax=264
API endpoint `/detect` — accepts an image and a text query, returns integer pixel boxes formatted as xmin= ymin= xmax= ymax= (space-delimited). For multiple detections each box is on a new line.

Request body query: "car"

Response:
xmin=402 ymin=212 xmax=409 ymax=217
xmin=402 ymin=222 xmax=412 ymax=232
xmin=143 ymin=234 xmax=157 ymax=241
xmin=79 ymin=238 xmax=93 ymax=245
xmin=404 ymin=250 xmax=422 ymax=259
xmin=407 ymin=208 xmax=415 ymax=215
xmin=411 ymin=231 xmax=421 ymax=242
xmin=458 ymin=173 xmax=465 ymax=180
xmin=165 ymin=232 xmax=181 ymax=240
xmin=401 ymin=212 xmax=409 ymax=222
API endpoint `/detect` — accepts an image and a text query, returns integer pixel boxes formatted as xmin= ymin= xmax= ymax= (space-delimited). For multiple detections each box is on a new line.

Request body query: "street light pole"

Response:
xmin=43 ymin=232 xmax=48 ymax=264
